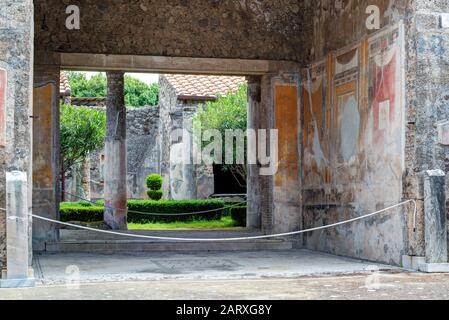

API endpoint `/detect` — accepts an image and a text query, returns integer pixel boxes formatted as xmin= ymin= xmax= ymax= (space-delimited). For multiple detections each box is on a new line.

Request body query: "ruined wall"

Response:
xmin=66 ymin=106 xmax=161 ymax=200
xmin=126 ymin=107 xmax=161 ymax=199
xmin=403 ymin=0 xmax=449 ymax=258
xmin=302 ymin=0 xmax=412 ymax=63
xmin=299 ymin=0 xmax=449 ymax=265
xmin=0 ymin=0 xmax=34 ymax=272
xmin=159 ymin=76 xmax=214 ymax=200
xmin=272 ymin=75 xmax=302 ymax=234
xmin=35 ymin=0 xmax=305 ymax=62
xmin=300 ymin=0 xmax=415 ymax=265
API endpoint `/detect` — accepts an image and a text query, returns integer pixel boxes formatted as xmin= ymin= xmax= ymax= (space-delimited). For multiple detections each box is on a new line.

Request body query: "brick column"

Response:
xmin=104 ymin=71 xmax=128 ymax=230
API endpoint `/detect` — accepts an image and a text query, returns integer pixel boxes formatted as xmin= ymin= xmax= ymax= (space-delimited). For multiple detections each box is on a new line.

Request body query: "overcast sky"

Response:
xmin=83 ymin=71 xmax=159 ymax=85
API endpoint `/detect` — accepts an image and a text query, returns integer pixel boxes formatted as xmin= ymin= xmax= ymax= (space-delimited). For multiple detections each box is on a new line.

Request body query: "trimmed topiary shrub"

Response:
xmin=230 ymin=206 xmax=247 ymax=227
xmin=146 ymin=174 xmax=163 ymax=201
xmin=146 ymin=190 xmax=163 ymax=201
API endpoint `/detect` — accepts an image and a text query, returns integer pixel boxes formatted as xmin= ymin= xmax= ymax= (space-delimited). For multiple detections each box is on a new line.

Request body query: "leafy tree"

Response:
xmin=66 ymin=72 xmax=159 ymax=107
xmin=193 ymin=84 xmax=248 ymax=187
xmin=67 ymin=72 xmax=107 ymax=98
xmin=125 ymin=77 xmax=159 ymax=107
xmin=60 ymin=104 xmax=106 ymax=176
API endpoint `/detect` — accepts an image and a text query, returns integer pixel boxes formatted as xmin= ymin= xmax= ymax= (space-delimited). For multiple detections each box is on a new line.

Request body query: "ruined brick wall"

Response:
xmin=0 ymin=0 xmax=34 ymax=273
xmin=34 ymin=0 xmax=306 ymax=62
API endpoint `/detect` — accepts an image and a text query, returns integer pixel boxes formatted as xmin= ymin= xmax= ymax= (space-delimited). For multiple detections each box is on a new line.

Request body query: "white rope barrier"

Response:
xmin=29 ymin=199 xmax=417 ymax=242
xmin=62 ymin=191 xmax=247 ymax=216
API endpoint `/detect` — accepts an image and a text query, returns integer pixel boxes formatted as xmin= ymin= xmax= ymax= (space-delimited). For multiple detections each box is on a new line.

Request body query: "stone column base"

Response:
xmin=418 ymin=264 xmax=449 ymax=273
xmin=0 ymin=278 xmax=36 ymax=288
xmin=402 ymin=255 xmax=449 ymax=273
xmin=402 ymin=255 xmax=426 ymax=270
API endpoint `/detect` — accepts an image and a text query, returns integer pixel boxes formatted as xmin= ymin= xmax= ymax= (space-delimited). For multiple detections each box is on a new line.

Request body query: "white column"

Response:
xmin=0 ymin=171 xmax=35 ymax=288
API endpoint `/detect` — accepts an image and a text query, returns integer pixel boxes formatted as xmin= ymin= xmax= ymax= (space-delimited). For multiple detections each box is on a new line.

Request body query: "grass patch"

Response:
xmin=127 ymin=215 xmax=241 ymax=230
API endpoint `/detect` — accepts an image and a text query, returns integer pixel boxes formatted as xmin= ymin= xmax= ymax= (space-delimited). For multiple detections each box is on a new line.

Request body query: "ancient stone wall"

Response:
xmin=158 ymin=76 xmax=214 ymax=201
xmin=35 ymin=0 xmax=306 ymax=62
xmin=403 ymin=0 xmax=449 ymax=257
xmin=0 ymin=0 xmax=34 ymax=273
xmin=66 ymin=106 xmax=161 ymax=201
xmin=126 ymin=107 xmax=161 ymax=199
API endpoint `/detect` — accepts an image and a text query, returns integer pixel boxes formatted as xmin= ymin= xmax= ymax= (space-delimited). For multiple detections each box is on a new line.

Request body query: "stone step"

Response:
xmin=42 ymin=239 xmax=293 ymax=253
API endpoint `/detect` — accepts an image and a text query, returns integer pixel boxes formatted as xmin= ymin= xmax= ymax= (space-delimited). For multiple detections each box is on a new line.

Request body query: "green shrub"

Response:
xmin=127 ymin=199 xmax=225 ymax=223
xmin=146 ymin=174 xmax=163 ymax=201
xmin=146 ymin=174 xmax=163 ymax=191
xmin=59 ymin=199 xmax=227 ymax=223
xmin=230 ymin=206 xmax=247 ymax=227
xmin=60 ymin=206 xmax=104 ymax=222
xmin=146 ymin=190 xmax=163 ymax=201
xmin=60 ymin=201 xmax=93 ymax=208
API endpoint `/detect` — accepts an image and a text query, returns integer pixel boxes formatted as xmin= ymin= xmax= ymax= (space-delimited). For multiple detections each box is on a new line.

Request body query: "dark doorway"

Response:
xmin=213 ymin=164 xmax=247 ymax=195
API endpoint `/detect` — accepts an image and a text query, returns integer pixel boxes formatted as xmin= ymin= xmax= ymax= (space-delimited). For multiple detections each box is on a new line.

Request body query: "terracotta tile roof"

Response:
xmin=60 ymin=71 xmax=71 ymax=97
xmin=163 ymin=74 xmax=246 ymax=101
xmin=71 ymin=97 xmax=106 ymax=107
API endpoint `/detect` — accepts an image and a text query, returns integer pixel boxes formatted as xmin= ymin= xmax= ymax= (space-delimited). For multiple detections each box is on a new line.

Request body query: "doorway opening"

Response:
xmin=58 ymin=70 xmax=250 ymax=233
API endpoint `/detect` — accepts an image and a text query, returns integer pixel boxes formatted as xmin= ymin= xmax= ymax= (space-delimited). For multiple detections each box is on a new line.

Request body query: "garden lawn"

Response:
xmin=127 ymin=215 xmax=240 ymax=230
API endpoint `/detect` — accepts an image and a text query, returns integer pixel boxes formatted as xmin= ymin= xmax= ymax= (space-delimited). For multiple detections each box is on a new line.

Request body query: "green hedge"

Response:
xmin=60 ymin=206 xmax=104 ymax=222
xmin=230 ymin=206 xmax=247 ymax=227
xmin=127 ymin=199 xmax=226 ymax=223
xmin=60 ymin=199 xmax=226 ymax=223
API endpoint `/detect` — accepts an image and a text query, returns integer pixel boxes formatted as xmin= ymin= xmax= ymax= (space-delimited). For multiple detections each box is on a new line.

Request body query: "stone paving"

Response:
xmin=32 ymin=249 xmax=397 ymax=285
xmin=0 ymin=249 xmax=447 ymax=300
xmin=1 ymin=273 xmax=449 ymax=300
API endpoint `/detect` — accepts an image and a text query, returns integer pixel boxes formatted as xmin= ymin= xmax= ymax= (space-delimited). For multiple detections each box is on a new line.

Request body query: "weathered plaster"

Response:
xmin=104 ymin=71 xmax=128 ymax=230
xmin=0 ymin=0 xmax=34 ymax=274
xmin=300 ymin=3 xmax=412 ymax=265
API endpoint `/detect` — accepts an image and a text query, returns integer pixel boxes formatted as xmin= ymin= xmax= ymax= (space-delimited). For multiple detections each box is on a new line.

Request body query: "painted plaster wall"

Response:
xmin=272 ymin=76 xmax=302 ymax=234
xmin=300 ymin=0 xmax=449 ymax=265
xmin=0 ymin=0 xmax=34 ymax=272
xmin=34 ymin=0 xmax=305 ymax=62
xmin=300 ymin=0 xmax=415 ymax=265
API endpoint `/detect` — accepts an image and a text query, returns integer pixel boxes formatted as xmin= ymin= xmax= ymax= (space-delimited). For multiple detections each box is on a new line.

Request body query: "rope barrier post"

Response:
xmin=0 ymin=171 xmax=35 ymax=288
